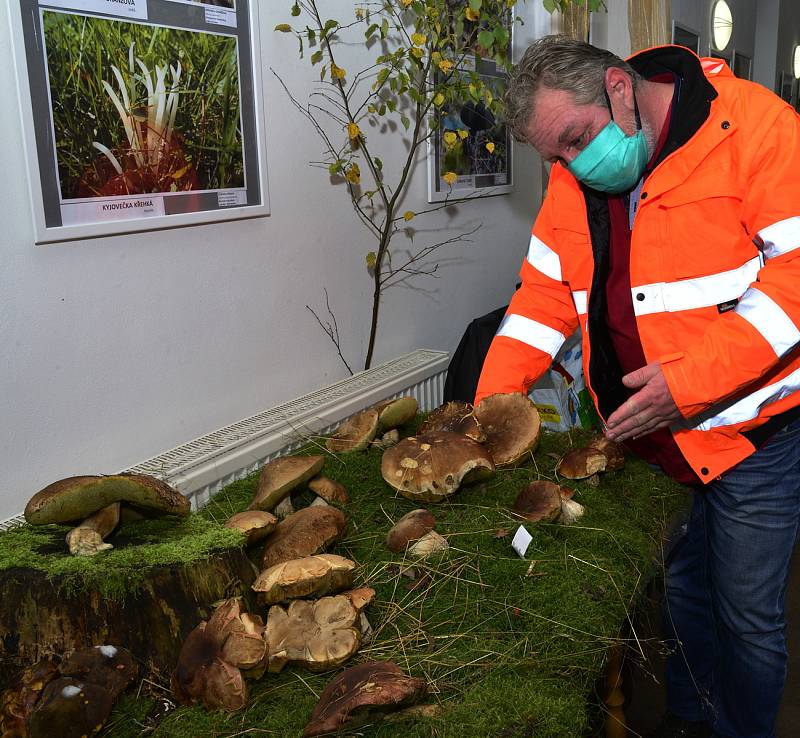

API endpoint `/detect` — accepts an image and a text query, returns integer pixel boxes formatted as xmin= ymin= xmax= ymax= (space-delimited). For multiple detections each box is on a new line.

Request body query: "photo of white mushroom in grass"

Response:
xmin=41 ymin=11 xmax=244 ymax=200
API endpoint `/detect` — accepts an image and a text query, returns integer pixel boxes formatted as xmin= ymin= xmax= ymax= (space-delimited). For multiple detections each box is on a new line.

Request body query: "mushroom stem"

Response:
xmin=66 ymin=503 xmax=121 ymax=556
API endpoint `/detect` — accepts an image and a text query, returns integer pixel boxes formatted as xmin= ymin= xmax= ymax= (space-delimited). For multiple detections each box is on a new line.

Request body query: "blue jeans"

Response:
xmin=663 ymin=419 xmax=800 ymax=738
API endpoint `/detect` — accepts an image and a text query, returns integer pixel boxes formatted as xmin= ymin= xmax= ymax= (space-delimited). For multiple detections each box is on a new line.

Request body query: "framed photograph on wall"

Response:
xmin=671 ymin=21 xmax=700 ymax=55
xmin=780 ymin=71 xmax=795 ymax=104
xmin=8 ymin=0 xmax=269 ymax=244
xmin=732 ymin=51 xmax=752 ymax=80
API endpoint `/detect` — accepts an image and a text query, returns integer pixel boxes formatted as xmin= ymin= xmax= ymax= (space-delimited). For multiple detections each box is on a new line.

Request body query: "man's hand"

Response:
xmin=605 ymin=362 xmax=681 ymax=442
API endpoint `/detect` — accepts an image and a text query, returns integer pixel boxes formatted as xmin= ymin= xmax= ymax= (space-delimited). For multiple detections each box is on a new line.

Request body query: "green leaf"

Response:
xmin=328 ymin=160 xmax=343 ymax=175
xmin=311 ymin=50 xmax=323 ymax=65
xmin=376 ymin=68 xmax=390 ymax=85
xmin=307 ymin=27 xmax=316 ymax=43
xmin=379 ymin=103 xmax=386 ymax=116
xmin=401 ymin=115 xmax=410 ymax=130
xmin=374 ymin=157 xmax=383 ymax=170
xmin=365 ymin=23 xmax=379 ymax=40
xmin=381 ymin=18 xmax=389 ymax=38
xmin=469 ymin=0 xmax=482 ymax=11
xmin=320 ymin=64 xmax=327 ymax=81
xmin=323 ymin=19 xmax=339 ymax=32
xmin=274 ymin=23 xmax=292 ymax=32
xmin=543 ymin=0 xmax=557 ymax=13
xmin=291 ymin=3 xmax=300 ymax=16
xmin=493 ymin=25 xmax=509 ymax=47
xmin=478 ymin=30 xmax=495 ymax=50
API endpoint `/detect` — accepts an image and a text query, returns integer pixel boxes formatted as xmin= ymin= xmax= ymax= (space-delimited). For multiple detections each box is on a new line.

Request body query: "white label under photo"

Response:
xmin=217 ymin=190 xmax=247 ymax=208
xmin=205 ymin=6 xmax=236 ymax=27
xmin=61 ymin=196 xmax=165 ymax=226
xmin=42 ymin=0 xmax=148 ymax=20
xmin=511 ymin=525 xmax=533 ymax=559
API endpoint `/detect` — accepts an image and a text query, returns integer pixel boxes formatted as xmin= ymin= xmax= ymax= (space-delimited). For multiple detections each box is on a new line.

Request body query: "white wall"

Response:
xmin=0 ymin=2 xmax=551 ymax=519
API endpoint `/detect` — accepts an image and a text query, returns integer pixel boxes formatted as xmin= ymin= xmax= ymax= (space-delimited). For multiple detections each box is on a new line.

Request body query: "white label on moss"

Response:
xmin=511 ymin=525 xmax=533 ymax=558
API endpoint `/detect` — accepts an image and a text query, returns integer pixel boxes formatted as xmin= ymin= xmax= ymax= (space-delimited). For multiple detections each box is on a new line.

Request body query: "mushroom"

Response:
xmin=587 ymin=435 xmax=626 ymax=471
xmin=556 ymin=447 xmax=609 ymax=480
xmin=27 ymin=677 xmax=114 ymax=738
xmin=512 ymin=481 xmax=585 ymax=525
xmin=371 ymin=396 xmax=419 ymax=431
xmin=341 ymin=586 xmax=376 ymax=613
xmin=408 ymin=530 xmax=449 ymax=558
xmin=303 ymin=661 xmax=427 ymax=737
xmin=24 ymin=474 xmax=190 ymax=525
xmin=172 ymin=598 xmax=262 ymax=712
xmin=273 ymin=495 xmax=295 ymax=520
xmin=418 ymin=401 xmax=486 ymax=443
xmin=224 ymin=510 xmax=279 ymax=545
xmin=261 ymin=506 xmax=347 ymax=570
xmin=0 ymin=659 xmax=59 ymax=738
xmin=370 ymin=429 xmax=400 ymax=449
xmin=385 ymin=509 xmax=436 ymax=553
xmin=265 ymin=595 xmax=362 ymax=673
xmin=474 ymin=393 xmax=542 ymax=467
xmin=253 ymin=554 xmax=356 ymax=605
xmin=58 ymin=645 xmax=137 ymax=701
xmin=380 ymin=431 xmax=494 ymax=503
xmin=308 ymin=476 xmax=349 ymax=505
xmin=65 ymin=502 xmax=120 ymax=556
xmin=248 ymin=456 xmax=325 ymax=512
xmin=325 ymin=409 xmax=380 ymax=453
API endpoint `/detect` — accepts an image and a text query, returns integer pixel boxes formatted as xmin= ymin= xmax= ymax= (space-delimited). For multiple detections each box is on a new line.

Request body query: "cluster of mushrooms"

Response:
xmin=0 ymin=645 xmax=137 ymax=738
xmin=6 ymin=392 xmax=626 ymax=735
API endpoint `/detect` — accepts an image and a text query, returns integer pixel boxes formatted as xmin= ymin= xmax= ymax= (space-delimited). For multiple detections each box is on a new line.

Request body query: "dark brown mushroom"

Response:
xmin=27 ymin=677 xmax=114 ymax=738
xmin=474 ymin=393 xmax=542 ymax=467
xmin=308 ymin=476 xmax=349 ymax=505
xmin=65 ymin=502 xmax=120 ymax=556
xmin=556 ymin=447 xmax=609 ymax=479
xmin=248 ymin=456 xmax=325 ymax=512
xmin=380 ymin=431 xmax=494 ymax=503
xmin=587 ymin=435 xmax=626 ymax=471
xmin=266 ymin=595 xmax=362 ymax=673
xmin=385 ymin=509 xmax=436 ymax=553
xmin=371 ymin=396 xmax=419 ymax=431
xmin=24 ymin=474 xmax=189 ymax=525
xmin=418 ymin=401 xmax=486 ymax=442
xmin=513 ymin=481 xmax=585 ymax=525
xmin=59 ymin=645 xmax=137 ymax=701
xmin=253 ymin=554 xmax=356 ymax=605
xmin=325 ymin=409 xmax=380 ymax=453
xmin=224 ymin=510 xmax=279 ymax=545
xmin=303 ymin=661 xmax=427 ymax=737
xmin=0 ymin=658 xmax=59 ymax=738
xmin=261 ymin=506 xmax=347 ymax=570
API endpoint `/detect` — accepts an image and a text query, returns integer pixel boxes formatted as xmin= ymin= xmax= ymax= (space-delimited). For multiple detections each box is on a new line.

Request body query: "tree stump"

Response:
xmin=0 ymin=517 xmax=256 ymax=691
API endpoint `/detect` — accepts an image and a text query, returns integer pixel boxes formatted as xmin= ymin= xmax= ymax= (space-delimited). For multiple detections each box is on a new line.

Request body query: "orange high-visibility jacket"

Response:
xmin=476 ymin=48 xmax=800 ymax=483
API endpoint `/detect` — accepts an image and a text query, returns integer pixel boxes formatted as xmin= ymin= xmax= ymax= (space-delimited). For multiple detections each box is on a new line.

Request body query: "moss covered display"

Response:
xmin=0 ymin=515 xmax=252 ymax=688
xmin=88 ymin=427 xmax=688 ymax=738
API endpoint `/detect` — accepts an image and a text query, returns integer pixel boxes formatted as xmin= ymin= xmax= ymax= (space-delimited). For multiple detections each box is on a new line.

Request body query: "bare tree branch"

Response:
xmin=306 ymin=289 xmax=354 ymax=376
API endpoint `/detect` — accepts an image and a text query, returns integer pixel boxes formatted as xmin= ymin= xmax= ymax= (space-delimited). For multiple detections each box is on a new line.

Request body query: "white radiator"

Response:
xmin=1 ymin=349 xmax=449 ymax=528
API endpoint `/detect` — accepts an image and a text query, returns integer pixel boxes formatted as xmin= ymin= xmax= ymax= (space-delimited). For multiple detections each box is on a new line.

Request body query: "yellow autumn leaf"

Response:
xmin=438 ymin=59 xmax=454 ymax=74
xmin=411 ymin=32 xmax=427 ymax=46
xmin=331 ymin=64 xmax=346 ymax=79
xmin=355 ymin=7 xmax=365 ymax=19
xmin=401 ymin=0 xmax=412 ymax=6
xmin=457 ymin=129 xmax=469 ymax=140
xmin=366 ymin=251 xmax=377 ymax=269
xmin=345 ymin=163 xmax=361 ymax=184
xmin=411 ymin=47 xmax=424 ymax=58
xmin=347 ymin=122 xmax=361 ymax=140
xmin=433 ymin=92 xmax=445 ymax=107
xmin=465 ymin=7 xmax=480 ymax=21
xmin=404 ymin=211 xmax=415 ymax=221
xmin=486 ymin=141 xmax=495 ymax=153
xmin=170 ymin=163 xmax=192 ymax=179
xmin=443 ymin=131 xmax=457 ymax=146
xmin=443 ymin=171 xmax=458 ymax=185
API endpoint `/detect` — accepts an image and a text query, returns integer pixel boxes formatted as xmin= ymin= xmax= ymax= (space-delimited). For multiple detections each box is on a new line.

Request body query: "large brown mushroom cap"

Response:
xmin=27 ymin=677 xmax=114 ymax=738
xmin=474 ymin=393 xmax=542 ymax=467
xmin=0 ymin=659 xmax=59 ymax=737
xmin=59 ymin=645 xmax=137 ymax=701
xmin=556 ymin=447 xmax=609 ymax=480
xmin=372 ymin=396 xmax=419 ymax=431
xmin=303 ymin=661 xmax=427 ymax=737
xmin=224 ymin=510 xmax=279 ymax=545
xmin=248 ymin=456 xmax=325 ymax=512
xmin=253 ymin=554 xmax=356 ymax=605
xmin=261 ymin=506 xmax=347 ymax=570
xmin=380 ymin=431 xmax=494 ymax=503
xmin=385 ymin=509 xmax=436 ymax=553
xmin=308 ymin=476 xmax=350 ymax=505
xmin=266 ymin=596 xmax=362 ymax=673
xmin=326 ymin=409 xmax=380 ymax=453
xmin=24 ymin=474 xmax=189 ymax=525
xmin=418 ymin=401 xmax=486 ymax=443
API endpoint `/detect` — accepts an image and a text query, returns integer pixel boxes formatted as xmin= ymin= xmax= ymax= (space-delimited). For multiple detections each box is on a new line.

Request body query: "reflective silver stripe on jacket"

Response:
xmin=758 ymin=216 xmax=800 ymax=259
xmin=496 ymin=314 xmax=566 ymax=358
xmin=691 ymin=366 xmax=800 ymax=431
xmin=735 ymin=287 xmax=800 ymax=358
xmin=572 ymin=290 xmax=588 ymax=315
xmin=526 ymin=234 xmax=562 ymax=282
xmin=631 ymin=256 xmax=761 ymax=317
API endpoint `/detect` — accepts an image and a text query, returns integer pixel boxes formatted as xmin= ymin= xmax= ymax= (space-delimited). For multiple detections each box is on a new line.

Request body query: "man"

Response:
xmin=475 ymin=35 xmax=800 ymax=738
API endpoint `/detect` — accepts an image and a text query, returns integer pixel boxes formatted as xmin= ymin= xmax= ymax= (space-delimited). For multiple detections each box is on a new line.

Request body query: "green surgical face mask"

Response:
xmin=567 ymin=89 xmax=649 ymax=193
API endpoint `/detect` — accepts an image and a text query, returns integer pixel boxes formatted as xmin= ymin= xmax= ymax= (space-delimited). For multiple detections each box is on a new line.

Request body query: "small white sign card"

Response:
xmin=511 ymin=525 xmax=533 ymax=559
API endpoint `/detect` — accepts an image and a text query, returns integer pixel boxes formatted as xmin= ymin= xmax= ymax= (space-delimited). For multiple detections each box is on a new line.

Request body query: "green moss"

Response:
xmin=0 ymin=513 xmax=245 ymax=600
xmin=18 ymin=427 xmax=683 ymax=737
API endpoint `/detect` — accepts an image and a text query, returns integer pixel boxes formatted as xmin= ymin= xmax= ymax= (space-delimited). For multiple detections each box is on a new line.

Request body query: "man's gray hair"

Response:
xmin=504 ymin=35 xmax=642 ymax=143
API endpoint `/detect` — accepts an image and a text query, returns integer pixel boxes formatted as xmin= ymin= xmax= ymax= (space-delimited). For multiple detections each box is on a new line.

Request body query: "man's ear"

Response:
xmin=604 ymin=67 xmax=634 ymax=109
